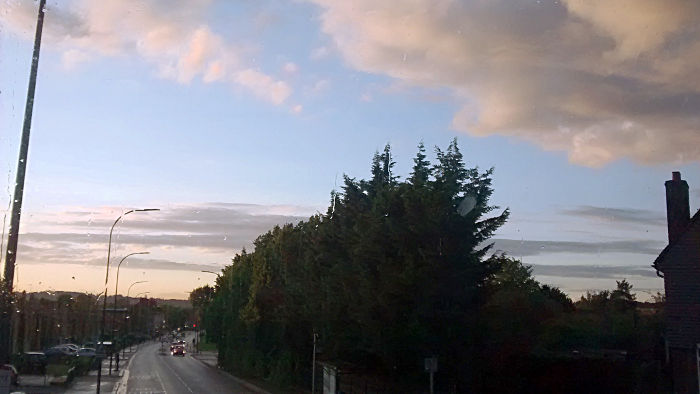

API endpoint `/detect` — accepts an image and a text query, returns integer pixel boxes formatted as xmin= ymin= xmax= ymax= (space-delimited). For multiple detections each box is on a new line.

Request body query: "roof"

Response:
xmin=653 ymin=209 xmax=700 ymax=273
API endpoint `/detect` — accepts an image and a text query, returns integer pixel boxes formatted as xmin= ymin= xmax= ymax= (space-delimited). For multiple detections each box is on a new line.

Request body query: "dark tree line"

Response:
xmin=199 ymin=140 xmax=666 ymax=392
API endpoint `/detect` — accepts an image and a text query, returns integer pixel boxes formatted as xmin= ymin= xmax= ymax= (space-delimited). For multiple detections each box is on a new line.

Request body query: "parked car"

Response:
xmin=55 ymin=344 xmax=79 ymax=354
xmin=0 ymin=364 xmax=19 ymax=386
xmin=44 ymin=345 xmax=77 ymax=363
xmin=18 ymin=352 xmax=47 ymax=374
xmin=77 ymin=348 xmax=96 ymax=357
xmin=75 ymin=347 xmax=99 ymax=371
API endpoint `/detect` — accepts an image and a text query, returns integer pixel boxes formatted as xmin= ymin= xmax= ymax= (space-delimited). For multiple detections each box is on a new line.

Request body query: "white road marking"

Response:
xmin=155 ymin=371 xmax=169 ymax=394
xmin=162 ymin=357 xmax=195 ymax=393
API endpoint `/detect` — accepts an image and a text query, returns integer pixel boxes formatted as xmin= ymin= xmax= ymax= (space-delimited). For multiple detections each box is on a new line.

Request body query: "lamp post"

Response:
xmin=201 ymin=270 xmax=221 ymax=278
xmin=123 ymin=281 xmax=147 ymax=357
xmin=97 ymin=208 xmax=158 ymax=394
xmin=113 ymin=252 xmax=149 ymax=337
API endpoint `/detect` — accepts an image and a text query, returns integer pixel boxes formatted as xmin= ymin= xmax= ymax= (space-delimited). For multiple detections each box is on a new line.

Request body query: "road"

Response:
xmin=125 ymin=337 xmax=255 ymax=393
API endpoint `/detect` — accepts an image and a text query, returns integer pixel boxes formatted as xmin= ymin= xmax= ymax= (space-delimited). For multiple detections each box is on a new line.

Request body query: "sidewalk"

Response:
xmin=190 ymin=351 xmax=272 ymax=394
xmin=16 ymin=350 xmax=136 ymax=394
xmin=191 ymin=350 xmax=218 ymax=368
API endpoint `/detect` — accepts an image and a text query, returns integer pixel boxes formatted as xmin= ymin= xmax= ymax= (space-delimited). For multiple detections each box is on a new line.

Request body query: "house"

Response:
xmin=653 ymin=171 xmax=700 ymax=393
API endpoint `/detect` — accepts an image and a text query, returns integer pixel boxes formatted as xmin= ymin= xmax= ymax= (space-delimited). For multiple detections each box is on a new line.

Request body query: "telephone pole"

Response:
xmin=0 ymin=0 xmax=46 ymax=364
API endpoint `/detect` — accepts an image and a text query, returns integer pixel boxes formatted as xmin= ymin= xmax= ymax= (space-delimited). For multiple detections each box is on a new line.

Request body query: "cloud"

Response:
xmin=233 ymin=68 xmax=292 ymax=105
xmin=61 ymin=49 xmax=91 ymax=70
xmin=283 ymin=62 xmax=299 ymax=74
xmin=562 ymin=205 xmax=666 ymax=227
xmin=14 ymin=202 xmax=313 ymax=271
xmin=1 ymin=0 xmax=291 ymax=105
xmin=292 ymin=104 xmax=303 ymax=114
xmin=530 ymin=264 xmax=658 ymax=279
xmin=310 ymin=46 xmax=330 ymax=60
xmin=308 ymin=0 xmax=700 ymax=166
xmin=17 ymin=254 xmax=221 ymax=272
xmin=489 ymin=238 xmax=665 ymax=257
xmin=312 ymin=79 xmax=330 ymax=94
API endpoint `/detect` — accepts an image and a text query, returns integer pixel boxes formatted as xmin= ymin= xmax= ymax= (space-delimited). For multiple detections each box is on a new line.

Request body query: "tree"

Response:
xmin=201 ymin=140 xmax=510 ymax=388
xmin=189 ymin=285 xmax=215 ymax=309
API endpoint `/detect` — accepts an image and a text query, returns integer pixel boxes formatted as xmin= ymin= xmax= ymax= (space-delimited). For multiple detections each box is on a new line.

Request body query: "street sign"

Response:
xmin=0 ymin=369 xmax=10 ymax=394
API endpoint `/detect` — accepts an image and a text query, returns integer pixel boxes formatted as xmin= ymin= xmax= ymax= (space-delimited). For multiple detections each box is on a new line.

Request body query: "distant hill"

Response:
xmin=19 ymin=290 xmax=192 ymax=309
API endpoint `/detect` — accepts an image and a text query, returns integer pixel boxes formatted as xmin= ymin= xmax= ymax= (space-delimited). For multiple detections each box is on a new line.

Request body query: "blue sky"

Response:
xmin=1 ymin=0 xmax=699 ymax=299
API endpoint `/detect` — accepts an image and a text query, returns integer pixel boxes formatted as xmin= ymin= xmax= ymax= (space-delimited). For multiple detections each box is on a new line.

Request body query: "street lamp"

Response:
xmin=113 ymin=252 xmax=149 ymax=328
xmin=201 ymin=270 xmax=221 ymax=278
xmin=97 ymin=208 xmax=158 ymax=394
xmin=123 ymin=281 xmax=148 ymax=357
xmin=126 ymin=281 xmax=148 ymax=300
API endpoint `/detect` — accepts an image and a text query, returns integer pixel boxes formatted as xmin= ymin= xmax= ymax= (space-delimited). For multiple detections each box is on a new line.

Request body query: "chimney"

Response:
xmin=665 ymin=171 xmax=690 ymax=243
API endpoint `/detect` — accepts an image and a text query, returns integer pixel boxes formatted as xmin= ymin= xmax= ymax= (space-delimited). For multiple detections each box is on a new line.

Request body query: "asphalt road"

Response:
xmin=125 ymin=337 xmax=253 ymax=393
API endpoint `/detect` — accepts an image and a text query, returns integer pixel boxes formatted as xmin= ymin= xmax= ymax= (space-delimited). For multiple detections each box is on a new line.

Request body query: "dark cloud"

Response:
xmin=562 ymin=205 xmax=665 ymax=226
xmin=490 ymin=238 xmax=665 ymax=257
xmin=12 ymin=203 xmax=313 ymax=273
xmin=21 ymin=232 xmax=242 ymax=250
xmin=530 ymin=264 xmax=658 ymax=279
xmin=60 ymin=203 xmax=307 ymax=236
xmin=29 ymin=203 xmax=309 ymax=250
xmin=18 ymin=255 xmax=222 ymax=272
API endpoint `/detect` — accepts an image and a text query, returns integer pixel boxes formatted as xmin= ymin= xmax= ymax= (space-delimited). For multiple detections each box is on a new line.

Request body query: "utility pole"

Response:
xmin=0 ymin=0 xmax=46 ymax=365
xmin=311 ymin=332 xmax=317 ymax=394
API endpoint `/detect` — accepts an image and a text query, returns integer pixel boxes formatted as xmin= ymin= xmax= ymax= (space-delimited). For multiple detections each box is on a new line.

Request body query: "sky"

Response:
xmin=1 ymin=0 xmax=699 ymax=300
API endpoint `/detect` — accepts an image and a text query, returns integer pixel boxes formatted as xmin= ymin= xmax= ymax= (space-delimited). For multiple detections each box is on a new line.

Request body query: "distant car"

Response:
xmin=44 ymin=347 xmax=71 ymax=358
xmin=0 ymin=364 xmax=19 ymax=386
xmin=77 ymin=348 xmax=96 ymax=357
xmin=49 ymin=344 xmax=79 ymax=355
xmin=63 ymin=344 xmax=80 ymax=352
xmin=171 ymin=346 xmax=186 ymax=357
